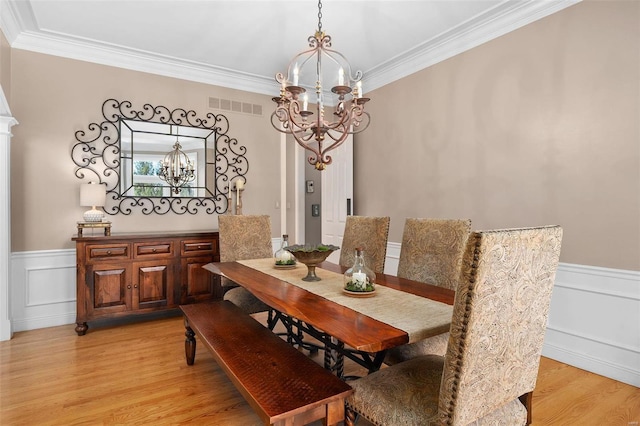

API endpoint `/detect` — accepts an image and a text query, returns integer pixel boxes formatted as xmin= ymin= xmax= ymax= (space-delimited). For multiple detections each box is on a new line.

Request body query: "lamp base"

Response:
xmin=83 ymin=208 xmax=104 ymax=222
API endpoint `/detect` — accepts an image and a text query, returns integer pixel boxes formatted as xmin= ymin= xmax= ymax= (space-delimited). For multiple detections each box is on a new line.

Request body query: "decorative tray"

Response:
xmin=342 ymin=288 xmax=376 ymax=298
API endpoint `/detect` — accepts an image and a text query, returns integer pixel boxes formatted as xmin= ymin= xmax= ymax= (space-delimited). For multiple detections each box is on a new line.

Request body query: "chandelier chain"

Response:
xmin=317 ymin=0 xmax=323 ymax=32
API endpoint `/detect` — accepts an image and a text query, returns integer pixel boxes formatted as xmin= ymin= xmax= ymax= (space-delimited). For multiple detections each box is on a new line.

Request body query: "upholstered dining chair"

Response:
xmin=384 ymin=218 xmax=471 ymax=365
xmin=345 ymin=225 xmax=563 ymax=426
xmin=218 ymin=214 xmax=273 ymax=315
xmin=339 ymin=216 xmax=390 ymax=274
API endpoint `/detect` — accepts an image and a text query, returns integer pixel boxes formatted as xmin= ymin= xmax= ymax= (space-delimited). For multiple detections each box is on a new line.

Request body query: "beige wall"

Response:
xmin=355 ymin=0 xmax=639 ymax=270
xmin=9 ymin=51 xmax=281 ymax=252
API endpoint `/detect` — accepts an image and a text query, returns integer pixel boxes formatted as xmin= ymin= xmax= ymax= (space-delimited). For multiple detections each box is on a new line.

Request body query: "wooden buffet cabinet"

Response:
xmin=73 ymin=231 xmax=220 ymax=335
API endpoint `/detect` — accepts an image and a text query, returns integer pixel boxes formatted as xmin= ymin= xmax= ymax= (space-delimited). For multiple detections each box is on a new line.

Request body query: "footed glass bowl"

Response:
xmin=285 ymin=244 xmax=339 ymax=281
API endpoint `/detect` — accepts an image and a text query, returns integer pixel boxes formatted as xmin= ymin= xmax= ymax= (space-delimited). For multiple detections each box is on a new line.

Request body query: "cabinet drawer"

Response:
xmin=87 ymin=244 xmax=130 ymax=261
xmin=182 ymin=239 xmax=216 ymax=256
xmin=134 ymin=242 xmax=174 ymax=258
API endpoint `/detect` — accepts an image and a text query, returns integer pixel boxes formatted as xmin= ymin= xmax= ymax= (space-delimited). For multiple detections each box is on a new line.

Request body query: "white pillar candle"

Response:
xmin=236 ymin=179 xmax=244 ymax=190
xmin=353 ymin=272 xmax=367 ymax=290
xmin=338 ymin=68 xmax=344 ymax=86
xmin=293 ymin=64 xmax=299 ymax=86
xmin=356 ymin=81 xmax=363 ymax=98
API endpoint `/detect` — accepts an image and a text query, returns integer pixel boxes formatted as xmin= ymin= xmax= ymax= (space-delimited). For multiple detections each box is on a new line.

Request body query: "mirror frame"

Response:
xmin=72 ymin=99 xmax=249 ymax=215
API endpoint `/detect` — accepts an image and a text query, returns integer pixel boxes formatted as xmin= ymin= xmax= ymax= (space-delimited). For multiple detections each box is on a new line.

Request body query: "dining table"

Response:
xmin=203 ymin=259 xmax=455 ymax=378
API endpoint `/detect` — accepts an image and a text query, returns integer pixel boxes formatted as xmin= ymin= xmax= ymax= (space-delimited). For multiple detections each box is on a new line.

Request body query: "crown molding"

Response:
xmin=1 ymin=0 xmax=581 ymax=96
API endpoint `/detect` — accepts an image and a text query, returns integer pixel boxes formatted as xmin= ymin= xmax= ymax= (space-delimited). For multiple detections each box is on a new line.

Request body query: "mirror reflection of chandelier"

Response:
xmin=158 ymin=130 xmax=195 ymax=194
xmin=271 ymin=0 xmax=371 ymax=171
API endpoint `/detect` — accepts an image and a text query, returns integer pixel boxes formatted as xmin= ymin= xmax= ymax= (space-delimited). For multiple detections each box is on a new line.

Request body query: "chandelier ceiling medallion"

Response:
xmin=271 ymin=0 xmax=371 ymax=170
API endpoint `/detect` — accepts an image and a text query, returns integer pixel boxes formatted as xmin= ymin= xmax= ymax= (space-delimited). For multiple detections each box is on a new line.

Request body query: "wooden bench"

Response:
xmin=180 ymin=301 xmax=353 ymax=426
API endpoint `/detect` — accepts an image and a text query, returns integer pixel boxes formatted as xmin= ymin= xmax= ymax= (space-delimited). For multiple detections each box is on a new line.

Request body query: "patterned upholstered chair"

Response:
xmin=339 ymin=216 xmax=390 ymax=274
xmin=219 ymin=215 xmax=273 ymax=315
xmin=345 ymin=225 xmax=563 ymax=426
xmin=384 ymin=218 xmax=471 ymax=364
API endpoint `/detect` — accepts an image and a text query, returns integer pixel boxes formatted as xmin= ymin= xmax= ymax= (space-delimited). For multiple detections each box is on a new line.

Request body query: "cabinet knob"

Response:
xmin=134 ymin=285 xmax=138 ymax=288
xmin=106 ymin=250 xmax=112 ymax=255
xmin=127 ymin=285 xmax=131 ymax=289
xmin=152 ymin=248 xmax=157 ymax=252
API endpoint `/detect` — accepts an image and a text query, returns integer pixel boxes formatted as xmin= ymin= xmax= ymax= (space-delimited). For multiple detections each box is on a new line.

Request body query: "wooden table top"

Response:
xmin=204 ymin=261 xmax=455 ymax=354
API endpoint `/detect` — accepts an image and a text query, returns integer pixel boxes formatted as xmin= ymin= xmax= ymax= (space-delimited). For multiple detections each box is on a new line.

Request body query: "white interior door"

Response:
xmin=321 ymin=135 xmax=353 ymax=264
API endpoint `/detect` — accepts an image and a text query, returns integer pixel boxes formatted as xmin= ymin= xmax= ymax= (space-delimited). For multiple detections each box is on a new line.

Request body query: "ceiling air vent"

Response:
xmin=208 ymin=97 xmax=263 ymax=117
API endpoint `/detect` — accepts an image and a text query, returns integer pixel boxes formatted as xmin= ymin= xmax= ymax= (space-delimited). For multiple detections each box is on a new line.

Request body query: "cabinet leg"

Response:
xmin=184 ymin=320 xmax=196 ymax=365
xmin=75 ymin=322 xmax=88 ymax=336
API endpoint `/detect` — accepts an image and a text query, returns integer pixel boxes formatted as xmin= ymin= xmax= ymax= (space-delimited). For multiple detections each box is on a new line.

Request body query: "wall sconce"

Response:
xmin=80 ymin=182 xmax=106 ymax=222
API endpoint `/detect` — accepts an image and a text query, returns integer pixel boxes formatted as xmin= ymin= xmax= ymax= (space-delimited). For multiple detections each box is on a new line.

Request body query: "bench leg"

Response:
xmin=324 ymin=399 xmax=346 ymax=426
xmin=184 ymin=318 xmax=196 ymax=366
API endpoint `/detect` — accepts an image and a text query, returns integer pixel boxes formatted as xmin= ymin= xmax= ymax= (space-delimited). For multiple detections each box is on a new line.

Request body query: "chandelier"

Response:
xmin=271 ymin=0 xmax=370 ymax=170
xmin=158 ymin=131 xmax=195 ymax=194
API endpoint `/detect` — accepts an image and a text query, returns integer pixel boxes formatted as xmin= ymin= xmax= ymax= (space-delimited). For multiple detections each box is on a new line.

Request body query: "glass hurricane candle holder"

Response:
xmin=343 ymin=248 xmax=376 ymax=293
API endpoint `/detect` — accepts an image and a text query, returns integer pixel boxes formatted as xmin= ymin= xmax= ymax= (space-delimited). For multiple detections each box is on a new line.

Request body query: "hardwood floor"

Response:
xmin=1 ymin=315 xmax=638 ymax=425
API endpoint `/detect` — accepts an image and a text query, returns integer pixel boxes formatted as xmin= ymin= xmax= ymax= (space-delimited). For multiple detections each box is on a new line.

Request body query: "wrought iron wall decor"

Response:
xmin=72 ymin=99 xmax=249 ymax=215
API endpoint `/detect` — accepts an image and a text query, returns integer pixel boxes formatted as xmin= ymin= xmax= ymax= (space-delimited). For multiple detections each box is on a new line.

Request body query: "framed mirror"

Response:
xmin=72 ymin=99 xmax=249 ymax=215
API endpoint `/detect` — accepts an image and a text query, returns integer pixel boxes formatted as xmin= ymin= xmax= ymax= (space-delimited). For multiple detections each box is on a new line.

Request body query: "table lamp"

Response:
xmin=80 ymin=182 xmax=106 ymax=222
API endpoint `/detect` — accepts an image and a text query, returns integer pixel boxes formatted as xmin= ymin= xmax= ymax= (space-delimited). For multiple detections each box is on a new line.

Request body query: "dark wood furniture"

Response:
xmin=203 ymin=261 xmax=455 ymax=377
xmin=180 ymin=301 xmax=353 ymax=426
xmin=73 ymin=231 xmax=220 ymax=335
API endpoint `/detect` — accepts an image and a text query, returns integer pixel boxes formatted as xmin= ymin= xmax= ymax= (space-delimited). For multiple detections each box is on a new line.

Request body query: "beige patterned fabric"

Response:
xmin=384 ymin=332 xmax=449 ymax=365
xmin=397 ymin=218 xmax=471 ymax=290
xmin=439 ymin=225 xmax=562 ymax=425
xmin=346 ymin=355 xmax=527 ymax=426
xmin=219 ymin=215 xmax=274 ymax=314
xmin=346 ymin=225 xmax=563 ymax=426
xmin=386 ymin=218 xmax=471 ymax=364
xmin=339 ymin=216 xmax=390 ymax=274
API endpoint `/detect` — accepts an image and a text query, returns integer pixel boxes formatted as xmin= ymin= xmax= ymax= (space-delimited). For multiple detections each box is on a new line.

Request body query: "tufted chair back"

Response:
xmin=397 ymin=218 xmax=471 ymax=290
xmin=218 ymin=215 xmax=273 ymax=262
xmin=438 ymin=225 xmax=563 ymax=424
xmin=339 ymin=216 xmax=390 ymax=274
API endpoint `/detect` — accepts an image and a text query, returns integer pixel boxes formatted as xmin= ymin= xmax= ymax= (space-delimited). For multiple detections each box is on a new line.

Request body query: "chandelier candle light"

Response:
xmin=271 ymin=0 xmax=371 ymax=170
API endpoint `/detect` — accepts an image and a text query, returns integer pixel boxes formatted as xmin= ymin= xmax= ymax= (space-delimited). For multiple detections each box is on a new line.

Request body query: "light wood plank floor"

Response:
xmin=1 ymin=315 xmax=638 ymax=425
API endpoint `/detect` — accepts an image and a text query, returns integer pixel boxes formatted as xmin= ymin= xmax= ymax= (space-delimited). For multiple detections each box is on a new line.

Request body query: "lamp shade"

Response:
xmin=80 ymin=183 xmax=106 ymax=207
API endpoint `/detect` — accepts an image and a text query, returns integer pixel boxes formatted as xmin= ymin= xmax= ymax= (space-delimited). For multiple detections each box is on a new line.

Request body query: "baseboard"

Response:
xmin=9 ymin=246 xmax=640 ymax=388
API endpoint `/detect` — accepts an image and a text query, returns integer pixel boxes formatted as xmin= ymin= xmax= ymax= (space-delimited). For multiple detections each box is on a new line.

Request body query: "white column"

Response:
xmin=0 ymin=109 xmax=18 ymax=341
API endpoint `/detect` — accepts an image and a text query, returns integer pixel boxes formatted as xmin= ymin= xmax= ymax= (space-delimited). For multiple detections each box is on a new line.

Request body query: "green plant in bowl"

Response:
xmin=344 ymin=281 xmax=375 ymax=292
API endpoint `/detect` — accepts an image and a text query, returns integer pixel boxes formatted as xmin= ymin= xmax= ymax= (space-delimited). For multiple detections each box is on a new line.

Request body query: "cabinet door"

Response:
xmin=86 ymin=263 xmax=131 ymax=317
xmin=133 ymin=260 xmax=173 ymax=310
xmin=181 ymin=257 xmax=222 ymax=303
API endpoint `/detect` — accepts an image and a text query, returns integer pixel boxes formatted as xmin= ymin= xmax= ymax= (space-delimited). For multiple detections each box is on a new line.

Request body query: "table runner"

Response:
xmin=238 ymin=258 xmax=453 ymax=344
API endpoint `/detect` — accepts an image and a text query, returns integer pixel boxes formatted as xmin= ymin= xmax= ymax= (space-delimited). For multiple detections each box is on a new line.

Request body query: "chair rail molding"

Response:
xmin=8 ymin=243 xmax=639 ymax=387
xmin=0 ymin=100 xmax=18 ymax=341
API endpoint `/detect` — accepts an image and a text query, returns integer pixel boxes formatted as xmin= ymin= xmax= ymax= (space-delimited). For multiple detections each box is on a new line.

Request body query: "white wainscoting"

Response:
xmin=9 ymin=244 xmax=640 ymax=387
xmin=10 ymin=249 xmax=77 ymax=332
xmin=543 ymin=263 xmax=640 ymax=387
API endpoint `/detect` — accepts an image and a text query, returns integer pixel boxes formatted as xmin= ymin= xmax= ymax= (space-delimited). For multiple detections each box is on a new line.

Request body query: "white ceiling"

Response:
xmin=1 ymin=0 xmax=579 ymax=96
